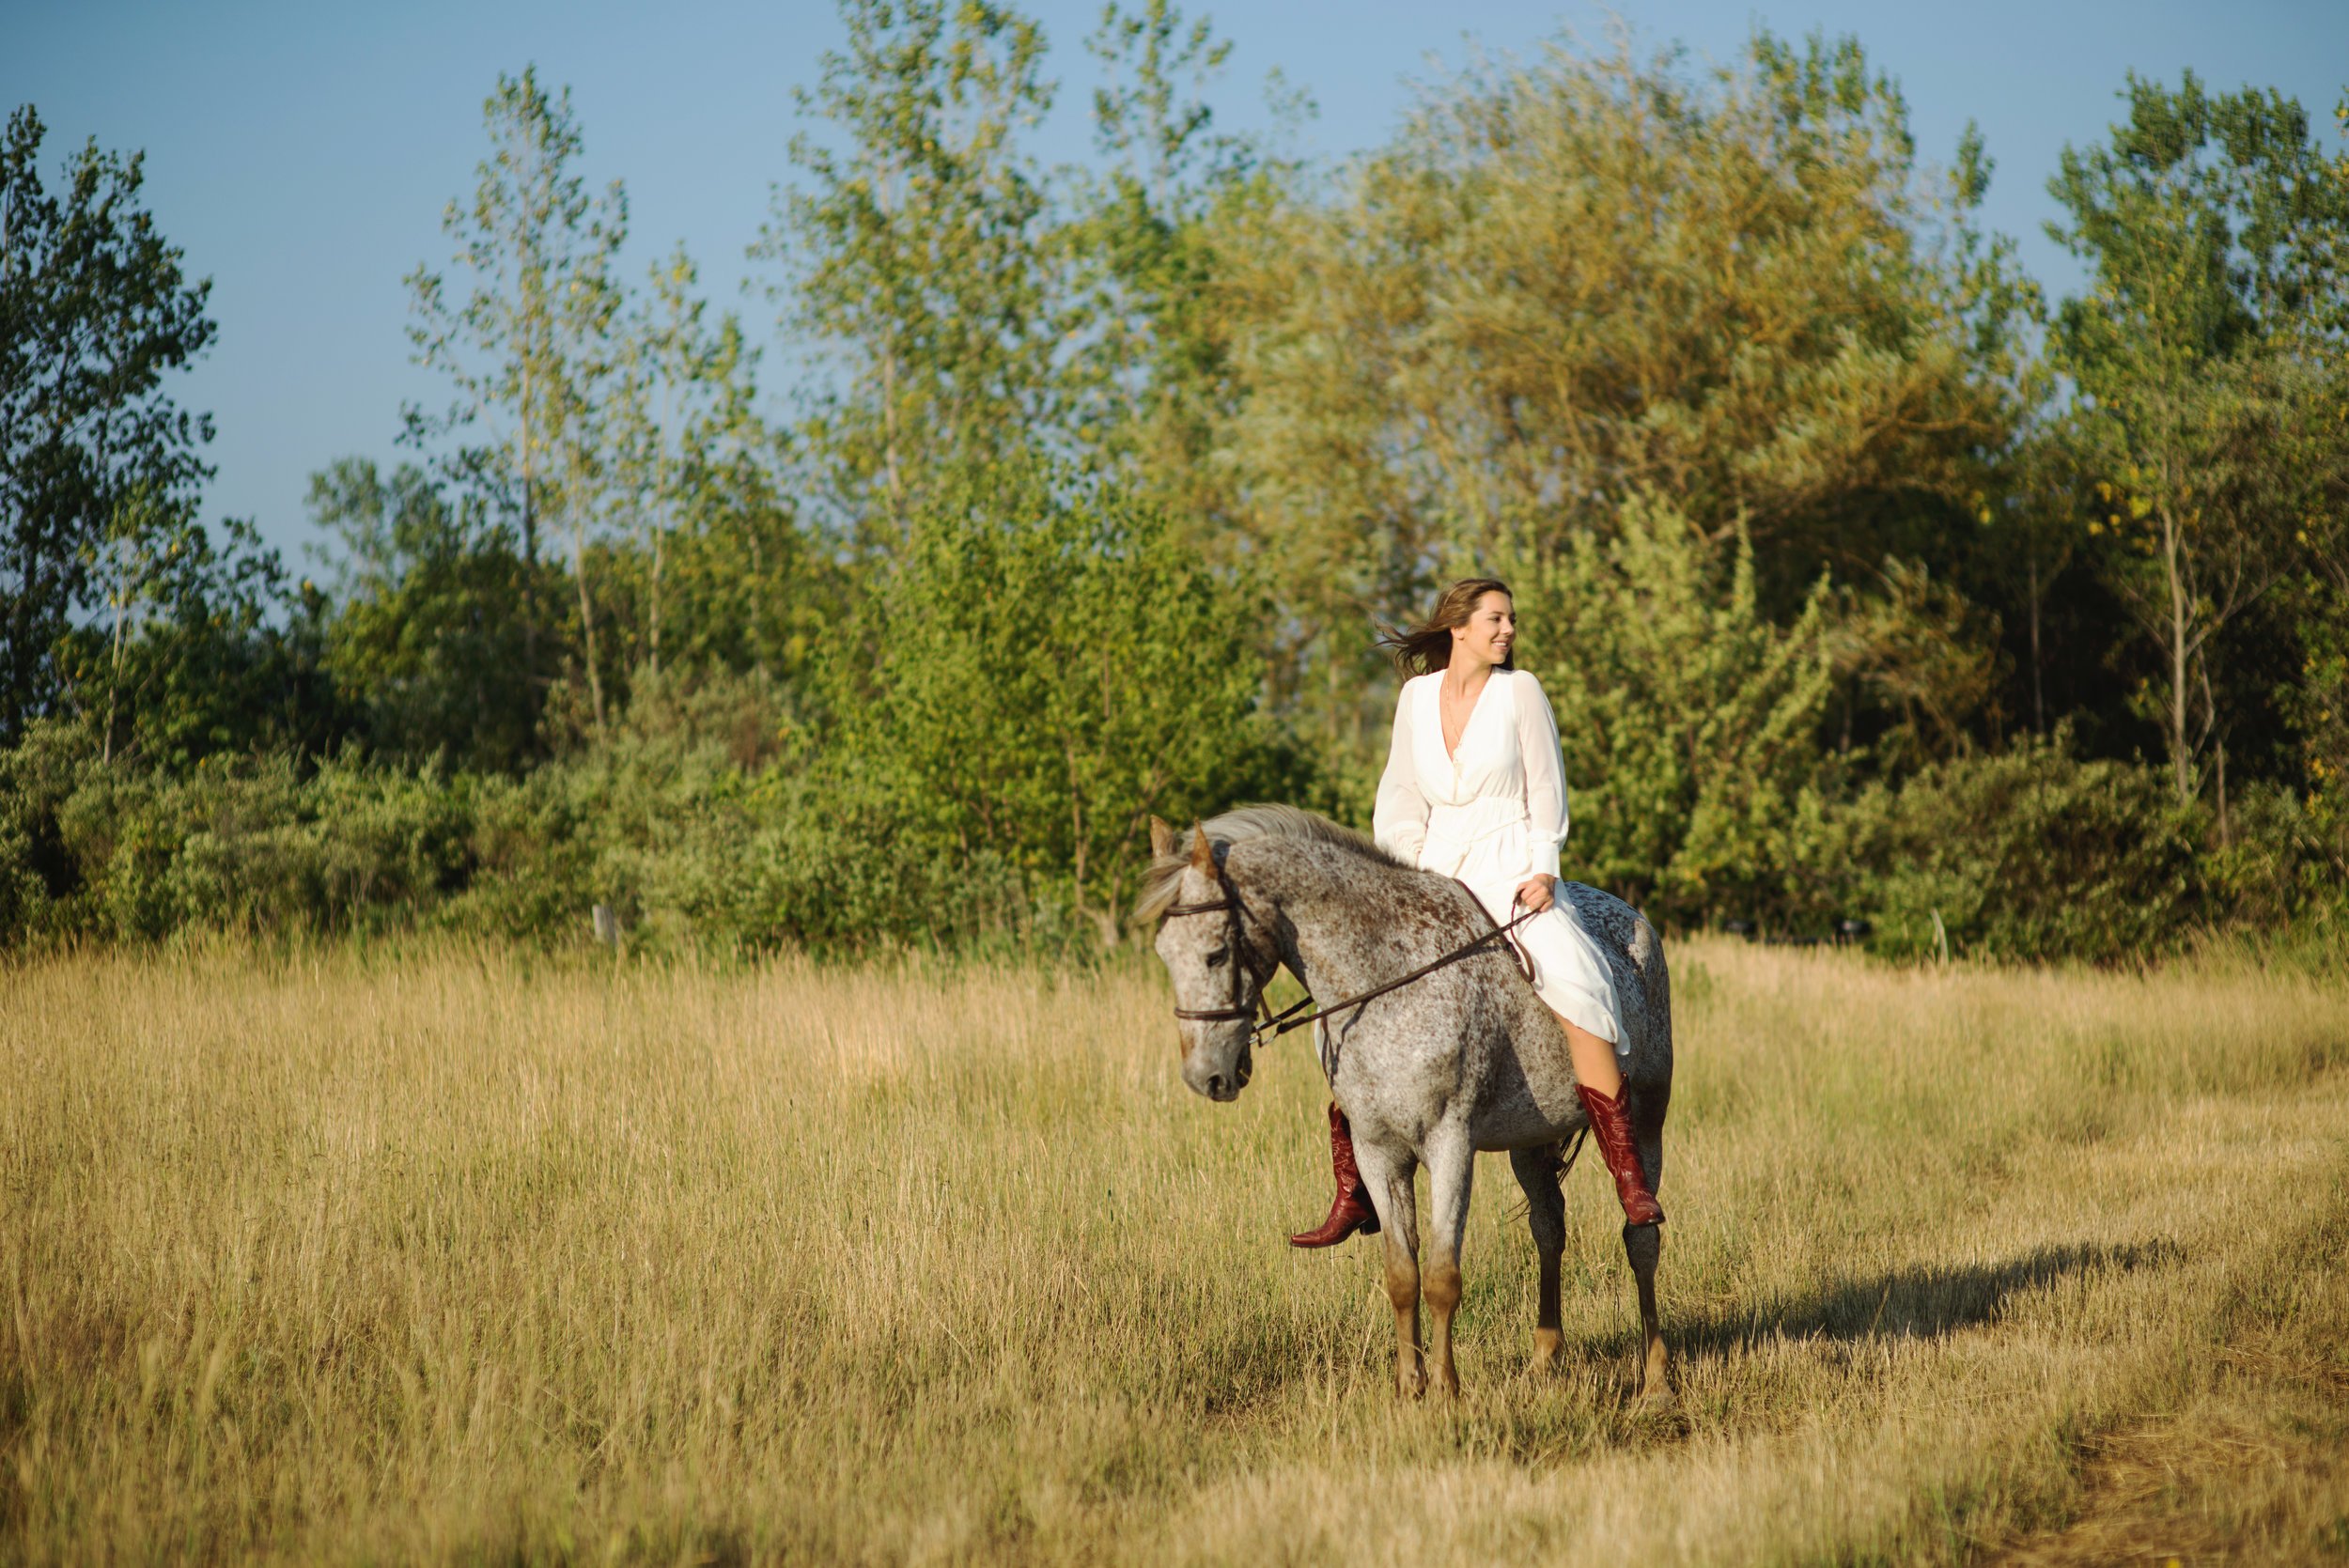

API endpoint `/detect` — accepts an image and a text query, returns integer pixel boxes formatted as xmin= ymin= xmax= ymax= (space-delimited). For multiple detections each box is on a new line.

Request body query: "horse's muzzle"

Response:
xmin=1183 ymin=1037 xmax=1253 ymax=1101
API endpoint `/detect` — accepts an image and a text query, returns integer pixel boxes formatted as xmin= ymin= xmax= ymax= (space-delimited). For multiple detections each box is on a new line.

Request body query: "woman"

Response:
xmin=1289 ymin=577 xmax=1665 ymax=1246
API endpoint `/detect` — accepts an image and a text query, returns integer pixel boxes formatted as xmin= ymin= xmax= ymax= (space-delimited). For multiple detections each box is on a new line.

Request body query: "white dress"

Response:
xmin=1372 ymin=668 xmax=1626 ymax=1050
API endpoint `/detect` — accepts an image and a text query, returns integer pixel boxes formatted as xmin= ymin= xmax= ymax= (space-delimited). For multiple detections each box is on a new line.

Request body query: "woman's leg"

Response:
xmin=1557 ymin=1013 xmax=1622 ymax=1097
xmin=1555 ymin=1010 xmax=1663 ymax=1226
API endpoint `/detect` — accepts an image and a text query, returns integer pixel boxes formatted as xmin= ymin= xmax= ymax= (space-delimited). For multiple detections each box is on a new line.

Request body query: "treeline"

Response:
xmin=3 ymin=4 xmax=2345 ymax=963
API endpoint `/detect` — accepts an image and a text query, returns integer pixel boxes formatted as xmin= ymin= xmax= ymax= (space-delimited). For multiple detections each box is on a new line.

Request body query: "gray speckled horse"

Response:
xmin=1142 ymin=806 xmax=1672 ymax=1400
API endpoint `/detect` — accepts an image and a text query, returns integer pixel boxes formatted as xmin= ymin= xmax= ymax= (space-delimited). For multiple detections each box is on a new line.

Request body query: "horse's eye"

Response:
xmin=1206 ymin=947 xmax=1229 ymax=968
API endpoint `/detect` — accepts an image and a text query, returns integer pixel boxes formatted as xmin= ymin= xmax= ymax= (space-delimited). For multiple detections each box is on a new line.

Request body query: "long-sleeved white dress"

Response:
xmin=1371 ymin=668 xmax=1626 ymax=1050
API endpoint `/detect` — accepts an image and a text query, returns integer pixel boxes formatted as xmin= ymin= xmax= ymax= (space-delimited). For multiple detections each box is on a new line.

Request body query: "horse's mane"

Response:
xmin=1133 ymin=803 xmax=1406 ymax=923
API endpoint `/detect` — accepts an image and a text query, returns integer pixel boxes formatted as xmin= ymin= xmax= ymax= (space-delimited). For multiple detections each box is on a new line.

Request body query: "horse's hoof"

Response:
xmin=1630 ymin=1358 xmax=1678 ymax=1417
xmin=1530 ymin=1328 xmax=1563 ymax=1374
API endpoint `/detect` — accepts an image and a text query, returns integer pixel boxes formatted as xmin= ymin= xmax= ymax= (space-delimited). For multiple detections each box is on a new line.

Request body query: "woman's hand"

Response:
xmin=1514 ymin=873 xmax=1557 ymax=914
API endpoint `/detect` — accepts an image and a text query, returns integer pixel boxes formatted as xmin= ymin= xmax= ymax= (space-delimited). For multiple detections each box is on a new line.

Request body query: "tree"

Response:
xmin=0 ymin=105 xmax=216 ymax=742
xmin=2048 ymin=71 xmax=2349 ymax=818
xmin=1203 ymin=31 xmax=2028 ymax=755
xmin=1512 ymin=492 xmax=1840 ymax=927
xmin=2281 ymin=95 xmax=2349 ymax=873
xmin=1976 ymin=426 xmax=2083 ymax=738
xmin=52 ymin=489 xmax=334 ymax=771
xmin=306 ymin=458 xmax=549 ymax=770
xmin=851 ymin=455 xmax=1294 ymax=943
xmin=1071 ymin=0 xmax=1260 ymax=521
xmin=754 ymin=0 xmax=1063 ymax=551
xmin=405 ymin=67 xmax=627 ymax=731
xmin=604 ymin=244 xmax=767 ymax=678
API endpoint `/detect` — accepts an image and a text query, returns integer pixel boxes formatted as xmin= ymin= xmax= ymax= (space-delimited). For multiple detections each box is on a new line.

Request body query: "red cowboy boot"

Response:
xmin=1290 ymin=1101 xmax=1381 ymax=1248
xmin=1577 ymin=1080 xmax=1665 ymax=1227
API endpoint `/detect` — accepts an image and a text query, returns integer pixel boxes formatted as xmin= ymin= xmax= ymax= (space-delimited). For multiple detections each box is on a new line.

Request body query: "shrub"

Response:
xmin=1827 ymin=736 xmax=2206 ymax=963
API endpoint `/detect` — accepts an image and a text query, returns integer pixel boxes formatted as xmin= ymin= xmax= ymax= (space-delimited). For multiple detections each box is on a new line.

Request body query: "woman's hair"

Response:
xmin=1377 ymin=577 xmax=1516 ymax=675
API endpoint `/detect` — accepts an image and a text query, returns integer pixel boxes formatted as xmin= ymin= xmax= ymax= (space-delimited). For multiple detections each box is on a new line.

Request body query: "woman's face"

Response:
xmin=1451 ymin=591 xmax=1517 ymax=668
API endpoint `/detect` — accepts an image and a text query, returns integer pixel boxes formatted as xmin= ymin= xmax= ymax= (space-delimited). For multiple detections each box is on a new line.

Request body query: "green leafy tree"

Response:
xmin=0 ymin=105 xmax=216 ymax=741
xmin=52 ymin=492 xmax=332 ymax=771
xmin=2284 ymin=82 xmax=2349 ymax=874
xmin=651 ymin=460 xmax=832 ymax=696
xmin=1977 ymin=425 xmax=2085 ymax=738
xmin=2048 ymin=71 xmax=2349 ymax=818
xmin=604 ymin=244 xmax=770 ymax=677
xmin=754 ymin=0 xmax=1062 ymax=550
xmin=1206 ymin=31 xmax=2029 ymax=754
xmin=1071 ymin=0 xmax=1269 ymax=524
xmin=1512 ymin=492 xmax=1839 ymax=927
xmin=850 ymin=456 xmax=1295 ymax=943
xmin=405 ymin=67 xmax=627 ymax=731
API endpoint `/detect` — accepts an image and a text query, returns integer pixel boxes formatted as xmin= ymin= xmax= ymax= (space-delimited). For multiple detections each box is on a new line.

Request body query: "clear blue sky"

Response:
xmin=8 ymin=0 xmax=2346 ymax=560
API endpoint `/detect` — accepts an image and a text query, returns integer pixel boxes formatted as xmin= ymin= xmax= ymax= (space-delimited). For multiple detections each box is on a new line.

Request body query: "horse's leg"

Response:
xmin=1421 ymin=1127 xmax=1477 ymax=1398
xmin=1623 ymin=1221 xmax=1666 ymax=1400
xmin=1355 ymin=1139 xmax=1423 ymax=1398
xmin=1625 ymin=1080 xmax=1671 ymax=1400
xmin=1509 ymin=1144 xmax=1567 ymax=1374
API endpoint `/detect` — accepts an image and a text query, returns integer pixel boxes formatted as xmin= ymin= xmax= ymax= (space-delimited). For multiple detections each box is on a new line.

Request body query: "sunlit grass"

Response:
xmin=3 ymin=939 xmax=2344 ymax=1563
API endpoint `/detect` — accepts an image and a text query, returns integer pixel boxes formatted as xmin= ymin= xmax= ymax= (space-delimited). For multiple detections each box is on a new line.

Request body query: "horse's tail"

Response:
xmin=1624 ymin=910 xmax=1671 ymax=1189
xmin=1626 ymin=911 xmax=1670 ymax=1049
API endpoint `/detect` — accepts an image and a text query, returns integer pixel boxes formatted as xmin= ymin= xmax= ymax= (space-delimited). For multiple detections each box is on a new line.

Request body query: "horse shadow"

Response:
xmin=1653 ymin=1238 xmax=2182 ymax=1363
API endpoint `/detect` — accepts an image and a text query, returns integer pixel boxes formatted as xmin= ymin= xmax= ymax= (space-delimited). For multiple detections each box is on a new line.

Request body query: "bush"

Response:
xmin=2197 ymin=782 xmax=2349 ymax=959
xmin=0 ymin=720 xmax=87 ymax=939
xmin=1826 ymin=736 xmax=2206 ymax=963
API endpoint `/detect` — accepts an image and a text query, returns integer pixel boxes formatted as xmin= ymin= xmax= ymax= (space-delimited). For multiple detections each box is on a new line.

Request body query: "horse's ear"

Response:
xmin=1149 ymin=815 xmax=1175 ymax=860
xmin=1189 ymin=822 xmax=1217 ymax=875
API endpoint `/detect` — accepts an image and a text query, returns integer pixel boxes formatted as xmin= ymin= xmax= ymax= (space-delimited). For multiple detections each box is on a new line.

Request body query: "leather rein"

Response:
xmin=1165 ymin=880 xmax=1541 ymax=1053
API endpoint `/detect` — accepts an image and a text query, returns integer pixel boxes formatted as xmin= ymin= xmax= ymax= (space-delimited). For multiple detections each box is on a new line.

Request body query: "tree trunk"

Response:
xmin=2027 ymin=536 xmax=2045 ymax=736
xmin=650 ymin=380 xmax=671 ymax=676
xmin=2162 ymin=505 xmax=2192 ymax=805
xmin=1067 ymin=738 xmax=1087 ymax=937
xmin=880 ymin=342 xmax=906 ymax=539
xmin=573 ymin=511 xmax=605 ymax=733
xmin=649 ymin=526 xmax=662 ymax=677
xmin=2200 ymin=659 xmax=2231 ymax=847
xmin=102 ymin=548 xmax=125 ymax=765
xmin=520 ymin=403 xmax=541 ymax=692
xmin=2215 ymin=737 xmax=2230 ymax=846
xmin=563 ymin=447 xmax=605 ymax=732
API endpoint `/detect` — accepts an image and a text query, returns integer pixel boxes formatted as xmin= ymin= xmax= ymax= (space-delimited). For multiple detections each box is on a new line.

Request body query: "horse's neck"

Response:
xmin=1239 ymin=845 xmax=1410 ymax=999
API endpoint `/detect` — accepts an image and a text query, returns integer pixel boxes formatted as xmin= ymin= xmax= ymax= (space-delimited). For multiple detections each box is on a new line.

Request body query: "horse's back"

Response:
xmin=1561 ymin=881 xmax=1672 ymax=1087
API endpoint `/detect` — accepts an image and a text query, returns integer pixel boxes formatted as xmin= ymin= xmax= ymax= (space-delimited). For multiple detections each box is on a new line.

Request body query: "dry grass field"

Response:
xmin=4 ymin=938 xmax=2347 ymax=1565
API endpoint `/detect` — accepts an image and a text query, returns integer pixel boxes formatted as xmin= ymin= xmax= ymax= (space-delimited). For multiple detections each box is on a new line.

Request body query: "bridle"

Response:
xmin=1163 ymin=873 xmax=1541 ymax=1054
xmin=1162 ymin=886 xmax=1310 ymax=1046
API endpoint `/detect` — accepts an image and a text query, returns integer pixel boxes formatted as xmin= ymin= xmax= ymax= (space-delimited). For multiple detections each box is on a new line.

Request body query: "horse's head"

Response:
xmin=1148 ymin=816 xmax=1269 ymax=1103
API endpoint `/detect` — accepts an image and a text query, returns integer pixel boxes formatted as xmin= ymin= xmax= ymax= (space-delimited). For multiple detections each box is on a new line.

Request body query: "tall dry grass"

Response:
xmin=3 ymin=939 xmax=2345 ymax=1564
